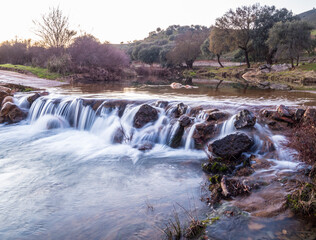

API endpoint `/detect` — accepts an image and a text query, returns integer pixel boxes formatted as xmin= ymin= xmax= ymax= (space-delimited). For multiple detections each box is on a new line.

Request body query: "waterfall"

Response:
xmin=219 ymin=115 xmax=236 ymax=138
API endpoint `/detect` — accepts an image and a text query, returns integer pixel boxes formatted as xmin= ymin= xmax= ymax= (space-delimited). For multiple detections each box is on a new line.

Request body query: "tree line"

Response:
xmin=0 ymin=4 xmax=315 ymax=78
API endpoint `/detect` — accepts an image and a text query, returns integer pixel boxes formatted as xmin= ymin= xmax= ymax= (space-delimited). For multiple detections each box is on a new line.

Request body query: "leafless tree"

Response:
xmin=33 ymin=6 xmax=76 ymax=48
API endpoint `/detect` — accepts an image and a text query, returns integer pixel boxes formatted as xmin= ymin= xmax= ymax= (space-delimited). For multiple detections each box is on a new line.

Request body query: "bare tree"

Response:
xmin=33 ymin=7 xmax=76 ymax=48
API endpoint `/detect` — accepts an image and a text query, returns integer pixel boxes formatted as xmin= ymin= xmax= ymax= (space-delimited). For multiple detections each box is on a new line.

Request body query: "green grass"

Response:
xmin=311 ymin=29 xmax=316 ymax=36
xmin=0 ymin=64 xmax=62 ymax=80
xmin=298 ymin=63 xmax=316 ymax=71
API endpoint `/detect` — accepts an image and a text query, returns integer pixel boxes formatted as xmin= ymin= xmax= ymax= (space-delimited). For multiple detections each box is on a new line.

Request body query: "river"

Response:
xmin=0 ymin=71 xmax=316 ymax=240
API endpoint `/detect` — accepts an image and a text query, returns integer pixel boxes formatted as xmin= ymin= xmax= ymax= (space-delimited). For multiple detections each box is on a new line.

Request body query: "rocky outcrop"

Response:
xmin=234 ymin=109 xmax=256 ymax=129
xmin=0 ymin=102 xmax=27 ymax=123
xmin=133 ymin=104 xmax=158 ymax=128
xmin=27 ymin=93 xmax=41 ymax=105
xmin=208 ymin=132 xmax=253 ymax=160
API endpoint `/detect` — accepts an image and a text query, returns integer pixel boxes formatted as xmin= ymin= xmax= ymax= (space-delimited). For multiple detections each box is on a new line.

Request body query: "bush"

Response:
xmin=46 ymin=54 xmax=72 ymax=74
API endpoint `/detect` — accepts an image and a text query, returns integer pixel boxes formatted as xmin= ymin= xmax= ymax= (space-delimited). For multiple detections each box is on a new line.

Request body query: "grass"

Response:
xmin=298 ymin=62 xmax=316 ymax=71
xmin=311 ymin=29 xmax=316 ymax=36
xmin=0 ymin=64 xmax=62 ymax=80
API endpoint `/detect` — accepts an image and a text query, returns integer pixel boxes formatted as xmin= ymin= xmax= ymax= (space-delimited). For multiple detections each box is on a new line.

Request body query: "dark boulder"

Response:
xmin=113 ymin=127 xmax=125 ymax=143
xmin=294 ymin=108 xmax=305 ymax=122
xmin=208 ymin=132 xmax=253 ymax=160
xmin=178 ymin=115 xmax=191 ymax=127
xmin=133 ymin=104 xmax=158 ymax=128
xmin=0 ymin=102 xmax=27 ymax=123
xmin=193 ymin=122 xmax=216 ymax=149
xmin=27 ymin=93 xmax=41 ymax=105
xmin=206 ymin=110 xmax=229 ymax=122
xmin=169 ymin=124 xmax=184 ymax=148
xmin=234 ymin=109 xmax=256 ymax=129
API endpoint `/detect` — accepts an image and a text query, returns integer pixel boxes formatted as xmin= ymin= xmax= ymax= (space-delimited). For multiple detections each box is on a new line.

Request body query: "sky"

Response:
xmin=0 ymin=0 xmax=315 ymax=44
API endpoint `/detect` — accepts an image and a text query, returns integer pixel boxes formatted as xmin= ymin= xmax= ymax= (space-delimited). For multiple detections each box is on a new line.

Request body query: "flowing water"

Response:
xmin=1 ymin=79 xmax=316 ymax=239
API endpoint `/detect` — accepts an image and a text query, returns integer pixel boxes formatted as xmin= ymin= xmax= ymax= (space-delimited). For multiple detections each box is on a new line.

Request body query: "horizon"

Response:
xmin=0 ymin=0 xmax=315 ymax=44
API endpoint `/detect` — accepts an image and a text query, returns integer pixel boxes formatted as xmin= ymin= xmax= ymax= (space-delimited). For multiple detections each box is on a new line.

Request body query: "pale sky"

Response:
xmin=0 ymin=0 xmax=315 ymax=44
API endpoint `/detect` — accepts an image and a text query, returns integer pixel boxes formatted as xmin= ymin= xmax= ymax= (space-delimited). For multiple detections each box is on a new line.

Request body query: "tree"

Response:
xmin=138 ymin=45 xmax=161 ymax=64
xmin=166 ymin=29 xmax=208 ymax=68
xmin=267 ymin=20 xmax=313 ymax=68
xmin=209 ymin=27 xmax=231 ymax=67
xmin=252 ymin=6 xmax=297 ymax=63
xmin=33 ymin=7 xmax=76 ymax=48
xmin=215 ymin=4 xmax=260 ymax=68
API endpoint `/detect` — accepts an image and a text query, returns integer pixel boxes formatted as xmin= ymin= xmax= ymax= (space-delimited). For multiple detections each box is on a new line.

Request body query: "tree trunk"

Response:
xmin=296 ymin=55 xmax=299 ymax=66
xmin=186 ymin=60 xmax=194 ymax=69
xmin=244 ymin=50 xmax=250 ymax=68
xmin=290 ymin=58 xmax=294 ymax=68
xmin=217 ymin=54 xmax=224 ymax=68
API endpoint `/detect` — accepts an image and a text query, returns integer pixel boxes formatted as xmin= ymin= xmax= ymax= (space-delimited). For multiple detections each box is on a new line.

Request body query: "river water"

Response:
xmin=1 ymin=80 xmax=316 ymax=240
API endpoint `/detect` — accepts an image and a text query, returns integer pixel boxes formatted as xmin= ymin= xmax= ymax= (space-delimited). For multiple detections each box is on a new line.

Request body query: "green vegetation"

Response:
xmin=298 ymin=8 xmax=316 ymax=28
xmin=0 ymin=64 xmax=62 ymax=80
xmin=298 ymin=62 xmax=316 ymax=71
xmin=312 ymin=29 xmax=316 ymax=36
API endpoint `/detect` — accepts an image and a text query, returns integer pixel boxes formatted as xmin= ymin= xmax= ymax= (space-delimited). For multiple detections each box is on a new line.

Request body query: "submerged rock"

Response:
xmin=0 ymin=102 xmax=26 ymax=123
xmin=137 ymin=141 xmax=154 ymax=151
xmin=133 ymin=104 xmax=158 ymax=128
xmin=113 ymin=127 xmax=125 ymax=144
xmin=169 ymin=124 xmax=184 ymax=148
xmin=209 ymin=132 xmax=253 ymax=160
xmin=234 ymin=109 xmax=256 ymax=129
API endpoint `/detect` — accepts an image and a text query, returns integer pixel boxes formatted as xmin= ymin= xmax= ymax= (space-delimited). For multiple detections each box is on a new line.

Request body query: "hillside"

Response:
xmin=298 ymin=8 xmax=316 ymax=28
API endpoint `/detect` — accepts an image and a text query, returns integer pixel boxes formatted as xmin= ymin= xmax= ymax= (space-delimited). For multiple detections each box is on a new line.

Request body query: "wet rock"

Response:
xmin=172 ymin=103 xmax=188 ymax=118
xmin=209 ymin=132 xmax=253 ymax=160
xmin=178 ymin=115 xmax=191 ymax=127
xmin=234 ymin=109 xmax=256 ymax=129
xmin=0 ymin=102 xmax=26 ymax=123
xmin=137 ymin=141 xmax=153 ymax=151
xmin=271 ymin=112 xmax=295 ymax=124
xmin=259 ymin=109 xmax=274 ymax=118
xmin=155 ymin=100 xmax=168 ymax=109
xmin=2 ymin=96 xmax=14 ymax=107
xmin=206 ymin=110 xmax=229 ymax=122
xmin=277 ymin=105 xmax=291 ymax=118
xmin=0 ymin=90 xmax=11 ymax=105
xmin=92 ymin=100 xmax=104 ymax=111
xmin=0 ymin=86 xmax=12 ymax=94
xmin=27 ymin=93 xmax=41 ymax=105
xmin=189 ymin=106 xmax=203 ymax=116
xmin=193 ymin=122 xmax=216 ymax=149
xmin=46 ymin=116 xmax=67 ymax=129
xmin=113 ymin=127 xmax=125 ymax=143
xmin=302 ymin=107 xmax=316 ymax=126
xmin=169 ymin=124 xmax=184 ymax=148
xmin=133 ymin=104 xmax=158 ymax=128
xmin=294 ymin=108 xmax=305 ymax=122
xmin=98 ymin=100 xmax=132 ymax=117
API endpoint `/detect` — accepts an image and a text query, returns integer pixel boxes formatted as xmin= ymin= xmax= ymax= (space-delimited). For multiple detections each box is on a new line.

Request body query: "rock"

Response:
xmin=206 ymin=111 xmax=229 ymax=122
xmin=155 ymin=100 xmax=168 ymax=109
xmin=234 ymin=109 xmax=256 ymax=129
xmin=0 ymin=102 xmax=26 ymax=123
xmin=101 ymin=100 xmax=129 ymax=117
xmin=113 ymin=127 xmax=125 ymax=143
xmin=133 ymin=104 xmax=158 ymax=128
xmin=269 ymin=83 xmax=292 ymax=90
xmin=178 ymin=115 xmax=191 ymax=127
xmin=193 ymin=122 xmax=216 ymax=149
xmin=259 ymin=64 xmax=271 ymax=70
xmin=294 ymin=108 xmax=305 ymax=122
xmin=0 ymin=90 xmax=11 ymax=105
xmin=176 ymin=103 xmax=187 ymax=117
xmin=27 ymin=93 xmax=41 ymax=105
xmin=302 ymin=107 xmax=316 ymax=126
xmin=271 ymin=112 xmax=295 ymax=124
xmin=271 ymin=64 xmax=291 ymax=72
xmin=2 ymin=96 xmax=14 ymax=107
xmin=276 ymin=105 xmax=291 ymax=118
xmin=137 ymin=141 xmax=153 ymax=151
xmin=209 ymin=132 xmax=253 ymax=160
xmin=189 ymin=106 xmax=203 ymax=116
xmin=169 ymin=124 xmax=184 ymax=148
xmin=0 ymin=86 xmax=12 ymax=94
